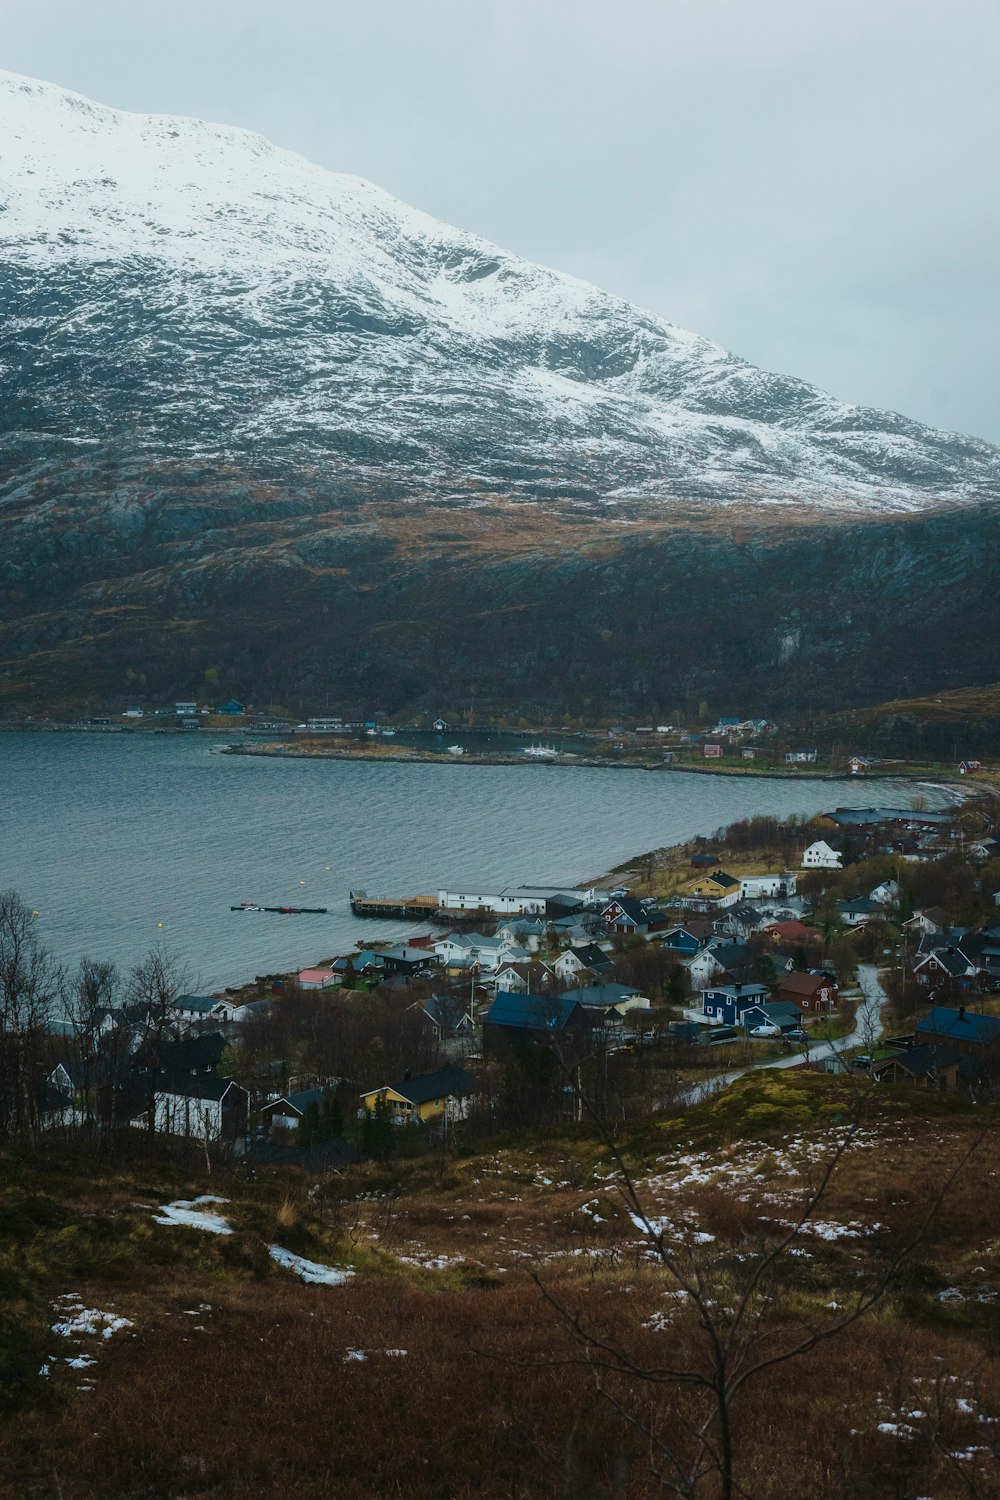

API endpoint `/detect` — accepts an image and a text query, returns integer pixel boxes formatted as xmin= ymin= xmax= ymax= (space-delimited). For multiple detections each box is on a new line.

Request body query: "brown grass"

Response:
xmin=4 ymin=1108 xmax=1000 ymax=1498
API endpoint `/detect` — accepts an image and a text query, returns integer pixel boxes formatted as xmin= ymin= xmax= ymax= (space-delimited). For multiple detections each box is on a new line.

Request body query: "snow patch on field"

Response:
xmin=268 ymin=1245 xmax=354 ymax=1285
xmin=51 ymin=1300 xmax=134 ymax=1339
xmin=154 ymin=1196 xmax=232 ymax=1234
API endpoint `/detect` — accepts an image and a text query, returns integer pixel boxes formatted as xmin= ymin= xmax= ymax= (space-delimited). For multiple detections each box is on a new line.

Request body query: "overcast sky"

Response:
xmin=5 ymin=0 xmax=999 ymax=441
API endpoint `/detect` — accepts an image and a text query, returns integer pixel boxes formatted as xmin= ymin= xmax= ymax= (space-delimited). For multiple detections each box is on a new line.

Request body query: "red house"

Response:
xmin=777 ymin=971 xmax=839 ymax=1012
xmin=763 ymin=919 xmax=816 ymax=948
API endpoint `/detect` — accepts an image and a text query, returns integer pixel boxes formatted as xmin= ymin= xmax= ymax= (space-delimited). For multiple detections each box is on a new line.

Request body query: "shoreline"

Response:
xmin=220 ymin=739 xmax=973 ymax=792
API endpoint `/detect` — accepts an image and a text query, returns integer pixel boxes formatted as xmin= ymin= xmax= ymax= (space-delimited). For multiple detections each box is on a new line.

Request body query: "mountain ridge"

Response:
xmin=2 ymin=71 xmax=999 ymax=720
xmin=3 ymin=69 xmax=999 ymax=514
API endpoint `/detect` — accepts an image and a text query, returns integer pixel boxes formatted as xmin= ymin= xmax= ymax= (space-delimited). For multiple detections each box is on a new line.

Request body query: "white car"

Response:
xmin=748 ymin=1023 xmax=782 ymax=1038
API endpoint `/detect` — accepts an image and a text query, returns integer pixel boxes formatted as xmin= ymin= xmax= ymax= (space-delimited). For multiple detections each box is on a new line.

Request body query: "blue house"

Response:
xmin=916 ymin=1004 xmax=1000 ymax=1053
xmin=661 ymin=925 xmax=710 ymax=955
xmin=218 ymin=699 xmax=246 ymax=716
xmin=702 ymin=983 xmax=770 ymax=1026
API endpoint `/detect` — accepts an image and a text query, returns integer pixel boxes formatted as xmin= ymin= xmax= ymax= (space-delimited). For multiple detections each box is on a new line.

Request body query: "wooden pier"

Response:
xmin=349 ymin=889 xmax=440 ymax=920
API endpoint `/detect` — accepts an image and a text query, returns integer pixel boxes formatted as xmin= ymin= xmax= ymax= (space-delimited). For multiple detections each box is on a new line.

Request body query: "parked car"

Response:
xmin=785 ymin=1028 xmax=809 ymax=1041
xmin=851 ymin=1054 xmax=872 ymax=1071
xmin=749 ymin=1023 xmax=782 ymax=1038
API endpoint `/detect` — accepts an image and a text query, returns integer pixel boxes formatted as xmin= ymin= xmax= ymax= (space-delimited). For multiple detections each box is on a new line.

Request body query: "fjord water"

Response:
xmin=0 ymin=733 xmax=952 ymax=990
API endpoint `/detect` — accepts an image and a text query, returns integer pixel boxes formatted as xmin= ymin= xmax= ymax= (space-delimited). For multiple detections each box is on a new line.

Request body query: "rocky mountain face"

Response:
xmin=1 ymin=71 xmax=998 ymax=718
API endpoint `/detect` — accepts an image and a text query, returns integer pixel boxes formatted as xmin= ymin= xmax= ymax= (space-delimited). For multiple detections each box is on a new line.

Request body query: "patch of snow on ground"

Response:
xmin=154 ymin=1196 xmax=232 ymax=1234
xmin=51 ymin=1301 xmax=134 ymax=1339
xmin=268 ymin=1245 xmax=354 ymax=1285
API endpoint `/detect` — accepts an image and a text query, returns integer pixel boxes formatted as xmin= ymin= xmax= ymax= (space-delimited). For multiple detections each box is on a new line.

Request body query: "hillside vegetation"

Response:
xmin=4 ymin=1074 xmax=1000 ymax=1500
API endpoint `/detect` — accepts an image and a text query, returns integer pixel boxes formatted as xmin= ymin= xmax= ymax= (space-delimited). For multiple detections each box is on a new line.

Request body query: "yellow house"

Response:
xmin=359 ymin=1065 xmax=477 ymax=1126
xmin=684 ymin=869 xmax=741 ymax=904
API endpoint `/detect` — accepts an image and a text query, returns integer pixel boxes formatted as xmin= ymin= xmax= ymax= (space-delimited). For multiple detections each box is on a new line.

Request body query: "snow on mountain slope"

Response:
xmin=2 ymin=68 xmax=998 ymax=513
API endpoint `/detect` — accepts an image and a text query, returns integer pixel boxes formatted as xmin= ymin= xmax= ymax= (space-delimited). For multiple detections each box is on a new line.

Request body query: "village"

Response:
xmin=33 ymin=701 xmax=992 ymax=784
xmin=35 ymin=792 xmax=1000 ymax=1166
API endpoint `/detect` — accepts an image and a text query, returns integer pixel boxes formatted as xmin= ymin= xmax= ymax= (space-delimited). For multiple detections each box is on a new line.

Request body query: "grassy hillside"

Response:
xmin=811 ymin=683 xmax=1000 ymax=760
xmin=4 ymin=1074 xmax=1000 ymax=1499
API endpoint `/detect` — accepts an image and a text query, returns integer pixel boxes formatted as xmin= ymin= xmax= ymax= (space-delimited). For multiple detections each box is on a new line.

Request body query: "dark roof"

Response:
xmin=873 ymin=1044 xmax=961 ymax=1079
xmin=705 ymin=983 xmax=770 ymax=1001
xmin=916 ymin=928 xmax=968 ymax=956
xmin=484 ymin=991 xmax=582 ymax=1031
xmin=565 ymin=982 xmax=640 ymax=1007
xmin=916 ymin=949 xmax=971 ymax=978
xmin=376 ymin=1065 xmax=478 ymax=1106
xmin=49 ymin=1057 xmax=112 ymax=1088
xmin=175 ymin=993 xmax=220 ymax=1014
xmin=838 ymin=898 xmax=878 ymax=915
xmin=546 ymin=893 xmax=584 ymax=914
xmin=332 ymin=950 xmax=383 ymax=972
xmin=827 ymin=806 xmax=954 ymax=828
xmin=916 ymin=1006 xmax=1000 ymax=1046
xmin=708 ymin=942 xmax=753 ymax=970
xmin=759 ymin=1001 xmax=805 ymax=1023
xmin=419 ymin=993 xmax=473 ymax=1030
xmin=157 ymin=1077 xmax=247 ymax=1102
xmin=704 ymin=870 xmax=740 ymax=889
xmin=569 ymin=944 xmax=614 ymax=971
xmin=155 ymin=1032 xmax=229 ymax=1075
xmin=603 ymin=897 xmax=648 ymax=924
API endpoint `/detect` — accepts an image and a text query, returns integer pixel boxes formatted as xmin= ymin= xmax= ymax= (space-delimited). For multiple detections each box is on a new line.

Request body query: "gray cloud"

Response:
xmin=5 ymin=0 xmax=999 ymax=439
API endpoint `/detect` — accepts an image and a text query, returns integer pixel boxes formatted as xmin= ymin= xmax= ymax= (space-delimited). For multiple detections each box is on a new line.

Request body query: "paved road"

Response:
xmin=684 ymin=964 xmax=890 ymax=1104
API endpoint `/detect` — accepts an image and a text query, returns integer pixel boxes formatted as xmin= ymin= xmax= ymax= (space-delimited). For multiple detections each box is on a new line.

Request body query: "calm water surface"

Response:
xmin=0 ymin=733 xmax=953 ymax=989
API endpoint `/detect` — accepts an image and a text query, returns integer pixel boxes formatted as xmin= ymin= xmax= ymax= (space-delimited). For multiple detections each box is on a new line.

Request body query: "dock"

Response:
xmin=350 ymin=890 xmax=441 ymax=920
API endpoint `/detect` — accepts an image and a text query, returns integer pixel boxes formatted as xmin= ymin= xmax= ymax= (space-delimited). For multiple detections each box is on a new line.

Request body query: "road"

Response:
xmin=684 ymin=964 xmax=890 ymax=1104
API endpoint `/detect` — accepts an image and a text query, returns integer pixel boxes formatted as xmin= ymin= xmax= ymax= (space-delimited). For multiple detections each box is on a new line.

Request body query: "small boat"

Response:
xmin=447 ymin=744 xmax=465 ymax=756
xmin=522 ymin=744 xmax=558 ymax=759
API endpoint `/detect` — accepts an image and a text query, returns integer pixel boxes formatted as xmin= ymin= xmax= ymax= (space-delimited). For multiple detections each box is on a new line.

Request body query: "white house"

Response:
xmin=149 ymin=1078 xmax=249 ymax=1141
xmin=869 ymin=879 xmax=901 ymax=908
xmin=492 ymin=961 xmax=555 ymax=993
xmin=433 ymin=932 xmax=522 ymax=971
xmin=173 ymin=993 xmax=225 ymax=1026
xmin=213 ymin=997 xmax=272 ymax=1024
xmin=801 ymin=840 xmax=843 ymax=870
xmin=297 ymin=968 xmax=339 ymax=990
xmin=684 ymin=949 xmax=727 ymax=991
xmin=739 ymin=874 xmax=797 ymax=899
xmin=550 ymin=944 xmax=612 ymax=984
xmin=495 ymin=919 xmax=547 ymax=953
xmin=902 ymin=907 xmax=949 ymax=936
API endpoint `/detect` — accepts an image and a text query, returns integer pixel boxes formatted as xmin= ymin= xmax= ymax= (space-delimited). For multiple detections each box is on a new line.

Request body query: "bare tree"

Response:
xmin=126 ymin=947 xmax=187 ymax=1140
xmin=0 ymin=889 xmax=62 ymax=1146
xmin=531 ymin=1070 xmax=984 ymax=1500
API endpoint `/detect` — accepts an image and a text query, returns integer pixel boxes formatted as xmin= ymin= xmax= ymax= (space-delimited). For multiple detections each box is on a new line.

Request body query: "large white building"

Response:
xmin=437 ymin=889 xmax=548 ymax=916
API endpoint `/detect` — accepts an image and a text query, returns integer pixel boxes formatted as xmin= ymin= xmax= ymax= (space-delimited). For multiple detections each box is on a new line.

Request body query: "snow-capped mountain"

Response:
xmin=3 ymin=69 xmax=998 ymax=513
